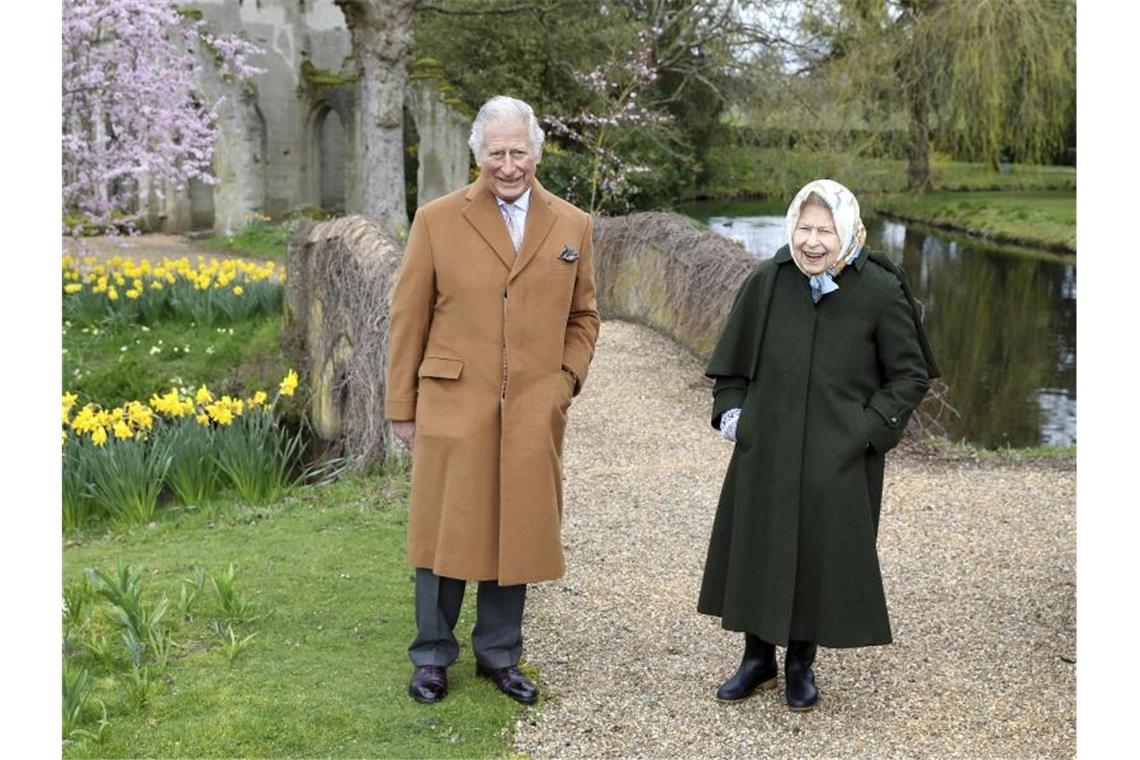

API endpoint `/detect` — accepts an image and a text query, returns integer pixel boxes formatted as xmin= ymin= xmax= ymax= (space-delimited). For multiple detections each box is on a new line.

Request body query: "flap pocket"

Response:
xmin=418 ymin=356 xmax=463 ymax=380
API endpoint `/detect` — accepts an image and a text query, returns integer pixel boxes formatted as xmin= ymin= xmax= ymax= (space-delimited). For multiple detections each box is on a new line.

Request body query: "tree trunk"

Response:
xmin=335 ymin=0 xmax=415 ymax=240
xmin=905 ymin=80 xmax=932 ymax=193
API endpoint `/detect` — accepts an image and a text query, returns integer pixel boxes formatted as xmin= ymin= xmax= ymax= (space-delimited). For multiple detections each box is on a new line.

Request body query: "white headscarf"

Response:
xmin=785 ymin=179 xmax=867 ymax=303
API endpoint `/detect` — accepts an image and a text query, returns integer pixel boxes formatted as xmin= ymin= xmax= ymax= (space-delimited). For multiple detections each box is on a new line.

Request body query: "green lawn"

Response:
xmin=696 ymin=146 xmax=1076 ymax=201
xmin=62 ymin=474 xmax=526 ymax=758
xmin=63 ymin=315 xmax=288 ymax=407
xmin=868 ymin=190 xmax=1075 ymax=253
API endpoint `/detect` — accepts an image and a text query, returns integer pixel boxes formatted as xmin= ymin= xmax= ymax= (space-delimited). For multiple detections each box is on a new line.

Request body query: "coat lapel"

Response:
xmin=461 ymin=180 xmax=516 ymax=271
xmin=508 ymin=179 xmax=558 ymax=284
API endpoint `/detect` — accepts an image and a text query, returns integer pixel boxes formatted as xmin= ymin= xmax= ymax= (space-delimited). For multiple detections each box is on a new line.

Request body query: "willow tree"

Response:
xmin=894 ymin=0 xmax=1075 ymax=190
xmin=794 ymin=0 xmax=1075 ymax=191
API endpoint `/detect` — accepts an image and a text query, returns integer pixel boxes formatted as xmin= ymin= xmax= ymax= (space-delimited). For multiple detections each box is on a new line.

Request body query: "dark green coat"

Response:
xmin=697 ymin=246 xmax=938 ymax=648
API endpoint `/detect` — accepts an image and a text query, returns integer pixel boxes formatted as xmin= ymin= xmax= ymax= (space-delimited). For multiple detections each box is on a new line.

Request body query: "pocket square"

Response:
xmin=558 ymin=245 xmax=580 ymax=262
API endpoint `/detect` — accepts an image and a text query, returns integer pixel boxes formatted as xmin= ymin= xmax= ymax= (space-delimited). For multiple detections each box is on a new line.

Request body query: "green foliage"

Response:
xmin=63 ymin=443 xmax=97 ymax=531
xmin=164 ymin=417 xmax=222 ymax=506
xmin=177 ymin=566 xmax=207 ymax=622
xmin=210 ymin=563 xmax=260 ymax=625
xmin=79 ymin=436 xmax=174 ymax=527
xmin=213 ymin=409 xmax=306 ymax=504
xmin=63 ymin=661 xmax=106 ymax=743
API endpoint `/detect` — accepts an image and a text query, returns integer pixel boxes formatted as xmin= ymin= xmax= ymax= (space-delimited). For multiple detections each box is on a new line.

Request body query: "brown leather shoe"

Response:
xmin=476 ymin=663 xmax=538 ymax=705
xmin=408 ymin=665 xmax=447 ymax=704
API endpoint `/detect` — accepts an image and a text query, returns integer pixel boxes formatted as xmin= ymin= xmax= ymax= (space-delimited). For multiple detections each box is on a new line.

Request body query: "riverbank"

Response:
xmin=868 ymin=191 xmax=1075 ymax=255
xmin=693 ymin=146 xmax=1076 ymax=254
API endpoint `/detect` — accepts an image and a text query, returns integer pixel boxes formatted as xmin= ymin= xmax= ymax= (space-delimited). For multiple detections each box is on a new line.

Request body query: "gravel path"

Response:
xmin=514 ymin=320 xmax=1075 ymax=759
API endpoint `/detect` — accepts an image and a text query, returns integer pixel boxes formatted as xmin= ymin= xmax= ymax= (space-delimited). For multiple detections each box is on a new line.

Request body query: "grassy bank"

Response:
xmin=63 ymin=315 xmax=287 ymax=407
xmin=868 ymin=191 xmax=1075 ymax=254
xmin=905 ymin=435 xmax=1076 ymax=466
xmin=697 ymin=146 xmax=1076 ymax=200
xmin=62 ymin=473 xmax=525 ymax=758
xmin=200 ymin=222 xmax=290 ymax=261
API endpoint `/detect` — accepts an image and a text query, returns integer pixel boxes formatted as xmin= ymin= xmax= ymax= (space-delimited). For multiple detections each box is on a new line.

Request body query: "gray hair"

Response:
xmin=468 ymin=95 xmax=545 ymax=166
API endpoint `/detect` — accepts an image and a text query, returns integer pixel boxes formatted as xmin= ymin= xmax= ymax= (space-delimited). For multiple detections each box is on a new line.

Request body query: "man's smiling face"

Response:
xmin=478 ymin=120 xmax=538 ymax=202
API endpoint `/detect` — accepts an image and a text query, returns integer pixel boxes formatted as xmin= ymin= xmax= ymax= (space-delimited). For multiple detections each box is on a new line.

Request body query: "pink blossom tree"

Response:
xmin=543 ymin=29 xmax=673 ymax=215
xmin=62 ymin=0 xmax=263 ymax=234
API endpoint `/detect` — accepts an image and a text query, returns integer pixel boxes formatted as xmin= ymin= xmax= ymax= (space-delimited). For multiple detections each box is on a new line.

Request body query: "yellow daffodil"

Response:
xmin=127 ymin=401 xmax=154 ymax=430
xmin=64 ymin=283 xmax=83 ymax=294
xmin=70 ymin=406 xmax=98 ymax=434
xmin=195 ymin=385 xmax=213 ymax=404
xmin=206 ymin=402 xmax=234 ymax=426
xmin=113 ymin=420 xmax=134 ymax=440
xmin=233 ymin=286 xmax=244 ymax=296
xmin=195 ymin=412 xmax=210 ymax=426
xmin=62 ymin=392 xmax=78 ymax=423
xmin=91 ymin=426 xmax=108 ymax=446
xmin=279 ymin=369 xmax=299 ymax=397
xmin=107 ymin=287 xmax=119 ymax=301
xmin=248 ymin=390 xmax=268 ymax=408
xmin=125 ymin=289 xmax=141 ymax=299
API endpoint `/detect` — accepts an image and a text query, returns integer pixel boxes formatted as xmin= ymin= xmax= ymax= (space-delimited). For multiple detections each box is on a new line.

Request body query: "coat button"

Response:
xmin=889 ymin=416 xmax=898 ymax=425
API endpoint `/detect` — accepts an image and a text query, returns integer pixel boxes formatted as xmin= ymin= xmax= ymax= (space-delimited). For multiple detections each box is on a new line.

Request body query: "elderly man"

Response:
xmin=385 ymin=95 xmax=600 ymax=705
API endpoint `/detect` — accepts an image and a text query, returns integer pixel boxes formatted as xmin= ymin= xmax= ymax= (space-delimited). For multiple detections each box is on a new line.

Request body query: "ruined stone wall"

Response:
xmin=158 ymin=0 xmax=356 ymax=234
xmin=149 ymin=1 xmax=470 ymax=236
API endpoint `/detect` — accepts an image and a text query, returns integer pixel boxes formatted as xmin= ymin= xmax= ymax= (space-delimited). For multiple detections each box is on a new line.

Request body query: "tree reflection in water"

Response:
xmin=876 ymin=222 xmax=1076 ymax=448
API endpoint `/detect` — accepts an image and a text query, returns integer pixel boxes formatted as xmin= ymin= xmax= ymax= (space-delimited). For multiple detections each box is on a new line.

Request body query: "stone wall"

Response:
xmin=285 ymin=214 xmax=405 ymax=470
xmin=593 ymin=212 xmax=757 ymax=362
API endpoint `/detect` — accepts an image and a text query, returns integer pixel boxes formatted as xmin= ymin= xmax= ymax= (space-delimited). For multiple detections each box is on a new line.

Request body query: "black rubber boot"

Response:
xmin=715 ymin=634 xmax=777 ymax=702
xmin=784 ymin=640 xmax=819 ymax=711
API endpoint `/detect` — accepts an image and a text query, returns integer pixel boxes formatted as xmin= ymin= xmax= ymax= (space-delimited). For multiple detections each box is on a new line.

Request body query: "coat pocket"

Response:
xmin=418 ymin=356 xmax=464 ymax=380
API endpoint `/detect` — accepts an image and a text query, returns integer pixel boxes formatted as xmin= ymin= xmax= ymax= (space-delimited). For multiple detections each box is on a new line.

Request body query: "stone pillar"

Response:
xmin=408 ymin=79 xmax=472 ymax=207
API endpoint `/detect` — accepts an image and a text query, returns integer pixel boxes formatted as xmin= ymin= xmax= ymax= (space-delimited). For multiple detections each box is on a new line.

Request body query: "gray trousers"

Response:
xmin=408 ymin=568 xmax=526 ymax=669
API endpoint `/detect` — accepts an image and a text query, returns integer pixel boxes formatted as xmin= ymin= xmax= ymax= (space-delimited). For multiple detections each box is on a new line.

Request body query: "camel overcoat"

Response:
xmin=385 ymin=178 xmax=599 ymax=586
xmin=697 ymin=246 xmax=938 ymax=647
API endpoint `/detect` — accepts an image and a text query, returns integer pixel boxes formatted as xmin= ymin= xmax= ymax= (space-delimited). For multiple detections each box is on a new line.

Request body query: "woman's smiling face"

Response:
xmin=793 ymin=202 xmax=841 ymax=276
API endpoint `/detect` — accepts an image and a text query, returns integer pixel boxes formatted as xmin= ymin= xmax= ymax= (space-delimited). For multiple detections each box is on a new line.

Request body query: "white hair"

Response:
xmin=468 ymin=95 xmax=545 ymax=166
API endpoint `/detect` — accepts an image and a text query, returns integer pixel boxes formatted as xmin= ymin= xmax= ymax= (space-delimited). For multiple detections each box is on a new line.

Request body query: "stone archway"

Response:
xmin=188 ymin=177 xmax=216 ymax=231
xmin=308 ymin=103 xmax=349 ymax=214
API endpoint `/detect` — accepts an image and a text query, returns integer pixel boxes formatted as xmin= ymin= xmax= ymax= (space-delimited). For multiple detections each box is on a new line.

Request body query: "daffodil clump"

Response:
xmin=63 ymin=369 xmax=303 ymax=531
xmin=62 ymin=254 xmax=285 ymax=326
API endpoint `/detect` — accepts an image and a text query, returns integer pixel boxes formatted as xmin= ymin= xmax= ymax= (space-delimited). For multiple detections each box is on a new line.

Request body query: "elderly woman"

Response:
xmin=698 ymin=179 xmax=939 ymax=711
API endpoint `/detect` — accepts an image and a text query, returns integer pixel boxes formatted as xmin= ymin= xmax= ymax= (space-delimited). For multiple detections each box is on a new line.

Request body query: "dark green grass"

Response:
xmin=63 ymin=315 xmax=286 ymax=407
xmin=868 ymin=191 xmax=1075 ymax=253
xmin=63 ymin=474 xmax=526 ymax=758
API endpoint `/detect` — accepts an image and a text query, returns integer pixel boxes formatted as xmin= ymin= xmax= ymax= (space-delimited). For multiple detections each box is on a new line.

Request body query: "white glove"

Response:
xmin=719 ymin=407 xmax=742 ymax=442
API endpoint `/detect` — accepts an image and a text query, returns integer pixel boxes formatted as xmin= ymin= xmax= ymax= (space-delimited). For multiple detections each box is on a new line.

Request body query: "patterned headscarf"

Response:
xmin=785 ymin=179 xmax=867 ymax=303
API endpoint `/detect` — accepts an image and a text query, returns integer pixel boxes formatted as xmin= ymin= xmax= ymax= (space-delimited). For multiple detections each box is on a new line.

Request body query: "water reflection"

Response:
xmin=698 ymin=209 xmax=1076 ymax=448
